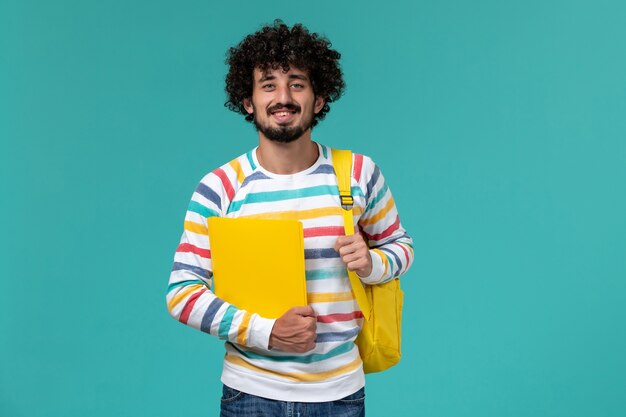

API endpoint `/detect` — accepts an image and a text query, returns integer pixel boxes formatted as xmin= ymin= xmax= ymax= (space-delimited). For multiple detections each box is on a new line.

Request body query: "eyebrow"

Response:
xmin=258 ymin=73 xmax=309 ymax=82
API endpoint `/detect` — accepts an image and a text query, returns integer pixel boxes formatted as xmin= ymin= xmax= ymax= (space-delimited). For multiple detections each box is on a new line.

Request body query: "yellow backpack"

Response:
xmin=332 ymin=149 xmax=404 ymax=373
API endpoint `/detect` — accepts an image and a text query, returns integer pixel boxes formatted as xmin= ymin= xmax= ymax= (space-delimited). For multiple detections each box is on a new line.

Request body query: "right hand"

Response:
xmin=268 ymin=306 xmax=317 ymax=353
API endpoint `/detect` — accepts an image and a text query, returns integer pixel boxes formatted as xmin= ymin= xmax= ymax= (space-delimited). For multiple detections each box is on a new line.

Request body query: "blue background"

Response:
xmin=2 ymin=0 xmax=625 ymax=416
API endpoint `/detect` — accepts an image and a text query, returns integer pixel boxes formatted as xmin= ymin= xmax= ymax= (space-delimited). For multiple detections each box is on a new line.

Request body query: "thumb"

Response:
xmin=292 ymin=305 xmax=316 ymax=317
xmin=335 ymin=235 xmax=351 ymax=251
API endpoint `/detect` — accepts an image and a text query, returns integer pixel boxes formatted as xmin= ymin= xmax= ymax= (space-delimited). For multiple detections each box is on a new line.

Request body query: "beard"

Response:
xmin=252 ymin=103 xmax=314 ymax=143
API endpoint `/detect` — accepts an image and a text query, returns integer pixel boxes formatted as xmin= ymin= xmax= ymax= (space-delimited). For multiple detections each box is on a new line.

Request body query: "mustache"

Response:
xmin=267 ymin=103 xmax=301 ymax=114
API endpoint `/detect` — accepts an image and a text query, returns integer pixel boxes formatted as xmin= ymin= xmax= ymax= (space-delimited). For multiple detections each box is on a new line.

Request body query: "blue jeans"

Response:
xmin=220 ymin=385 xmax=365 ymax=417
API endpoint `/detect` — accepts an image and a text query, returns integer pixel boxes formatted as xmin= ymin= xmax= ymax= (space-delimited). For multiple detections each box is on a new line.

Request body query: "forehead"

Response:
xmin=253 ymin=65 xmax=309 ymax=81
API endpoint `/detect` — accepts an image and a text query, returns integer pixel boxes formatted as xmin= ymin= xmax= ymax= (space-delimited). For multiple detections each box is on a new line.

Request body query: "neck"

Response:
xmin=256 ymin=132 xmax=319 ymax=175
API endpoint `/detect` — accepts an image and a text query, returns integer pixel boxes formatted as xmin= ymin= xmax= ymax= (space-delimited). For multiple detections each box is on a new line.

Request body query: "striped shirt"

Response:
xmin=166 ymin=142 xmax=414 ymax=402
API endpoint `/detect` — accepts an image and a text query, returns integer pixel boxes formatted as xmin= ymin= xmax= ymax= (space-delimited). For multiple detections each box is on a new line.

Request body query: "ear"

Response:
xmin=243 ymin=98 xmax=254 ymax=114
xmin=314 ymin=96 xmax=326 ymax=114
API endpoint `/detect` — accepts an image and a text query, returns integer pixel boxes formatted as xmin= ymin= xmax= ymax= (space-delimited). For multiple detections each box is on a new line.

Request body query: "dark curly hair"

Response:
xmin=225 ymin=20 xmax=345 ymax=127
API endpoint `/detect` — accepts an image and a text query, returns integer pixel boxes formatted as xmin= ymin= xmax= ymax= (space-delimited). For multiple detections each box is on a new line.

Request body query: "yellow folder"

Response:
xmin=208 ymin=217 xmax=307 ymax=319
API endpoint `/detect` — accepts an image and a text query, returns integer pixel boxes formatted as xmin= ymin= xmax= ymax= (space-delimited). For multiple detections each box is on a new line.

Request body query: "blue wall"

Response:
xmin=2 ymin=1 xmax=625 ymax=416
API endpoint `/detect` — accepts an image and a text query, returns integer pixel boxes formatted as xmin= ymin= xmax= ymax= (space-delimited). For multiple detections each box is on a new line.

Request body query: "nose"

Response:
xmin=276 ymin=84 xmax=293 ymax=104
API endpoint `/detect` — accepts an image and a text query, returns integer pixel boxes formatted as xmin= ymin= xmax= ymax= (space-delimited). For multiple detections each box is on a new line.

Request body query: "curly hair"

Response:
xmin=225 ymin=20 xmax=345 ymax=127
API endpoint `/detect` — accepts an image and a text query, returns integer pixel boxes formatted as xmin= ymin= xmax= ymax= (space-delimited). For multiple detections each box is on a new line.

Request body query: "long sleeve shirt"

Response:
xmin=166 ymin=142 xmax=414 ymax=402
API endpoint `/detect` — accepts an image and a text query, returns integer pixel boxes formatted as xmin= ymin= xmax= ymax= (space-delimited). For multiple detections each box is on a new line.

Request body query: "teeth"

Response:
xmin=274 ymin=111 xmax=291 ymax=117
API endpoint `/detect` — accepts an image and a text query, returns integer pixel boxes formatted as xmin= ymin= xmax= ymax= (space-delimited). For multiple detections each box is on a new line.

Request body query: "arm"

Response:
xmin=166 ymin=172 xmax=317 ymax=352
xmin=336 ymin=155 xmax=414 ymax=284
xmin=166 ymin=173 xmax=275 ymax=350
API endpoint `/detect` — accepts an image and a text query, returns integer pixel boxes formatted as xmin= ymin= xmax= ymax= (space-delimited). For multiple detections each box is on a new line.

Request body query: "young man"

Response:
xmin=166 ymin=21 xmax=413 ymax=416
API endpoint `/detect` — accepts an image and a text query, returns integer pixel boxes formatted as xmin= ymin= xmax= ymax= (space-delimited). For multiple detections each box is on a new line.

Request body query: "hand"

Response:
xmin=334 ymin=233 xmax=373 ymax=277
xmin=269 ymin=306 xmax=317 ymax=353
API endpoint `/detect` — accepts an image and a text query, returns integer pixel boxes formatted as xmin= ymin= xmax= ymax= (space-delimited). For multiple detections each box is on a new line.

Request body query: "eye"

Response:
xmin=290 ymin=83 xmax=305 ymax=89
xmin=262 ymin=83 xmax=275 ymax=90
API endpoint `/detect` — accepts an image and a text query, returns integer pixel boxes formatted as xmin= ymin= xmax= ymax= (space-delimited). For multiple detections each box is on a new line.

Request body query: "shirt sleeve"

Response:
xmin=355 ymin=155 xmax=414 ymax=284
xmin=165 ymin=172 xmax=275 ymax=350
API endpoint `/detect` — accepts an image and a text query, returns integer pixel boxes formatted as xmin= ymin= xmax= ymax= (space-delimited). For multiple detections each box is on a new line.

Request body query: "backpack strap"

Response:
xmin=331 ymin=149 xmax=372 ymax=321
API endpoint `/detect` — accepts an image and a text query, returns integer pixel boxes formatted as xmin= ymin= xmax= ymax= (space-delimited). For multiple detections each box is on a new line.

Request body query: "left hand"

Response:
xmin=334 ymin=233 xmax=372 ymax=277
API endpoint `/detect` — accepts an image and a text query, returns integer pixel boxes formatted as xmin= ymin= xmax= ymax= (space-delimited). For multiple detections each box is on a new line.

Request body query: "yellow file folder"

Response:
xmin=208 ymin=217 xmax=307 ymax=319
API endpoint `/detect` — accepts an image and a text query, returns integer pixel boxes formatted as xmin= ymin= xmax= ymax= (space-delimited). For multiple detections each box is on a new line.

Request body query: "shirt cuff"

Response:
xmin=356 ymin=249 xmax=385 ymax=284
xmin=246 ymin=315 xmax=276 ymax=350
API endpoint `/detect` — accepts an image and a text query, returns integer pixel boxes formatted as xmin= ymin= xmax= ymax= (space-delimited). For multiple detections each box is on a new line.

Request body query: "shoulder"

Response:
xmin=324 ymin=145 xmax=374 ymax=181
xmin=326 ymin=145 xmax=383 ymax=201
xmin=343 ymin=150 xmax=379 ymax=185
xmin=192 ymin=149 xmax=259 ymax=213
xmin=351 ymin=153 xmax=377 ymax=183
xmin=349 ymin=152 xmax=386 ymax=202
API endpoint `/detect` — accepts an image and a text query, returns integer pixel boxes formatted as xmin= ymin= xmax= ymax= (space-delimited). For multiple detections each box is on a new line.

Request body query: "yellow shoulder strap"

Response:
xmin=331 ymin=149 xmax=372 ymax=320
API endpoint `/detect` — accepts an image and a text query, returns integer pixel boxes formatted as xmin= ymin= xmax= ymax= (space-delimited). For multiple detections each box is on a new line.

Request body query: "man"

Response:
xmin=166 ymin=20 xmax=413 ymax=416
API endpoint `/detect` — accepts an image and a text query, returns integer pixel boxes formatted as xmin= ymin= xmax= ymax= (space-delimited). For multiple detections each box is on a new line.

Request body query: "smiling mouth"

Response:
xmin=270 ymin=109 xmax=298 ymax=123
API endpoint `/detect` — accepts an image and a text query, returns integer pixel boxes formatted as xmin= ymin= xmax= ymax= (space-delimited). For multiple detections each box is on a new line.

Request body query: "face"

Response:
xmin=243 ymin=66 xmax=325 ymax=143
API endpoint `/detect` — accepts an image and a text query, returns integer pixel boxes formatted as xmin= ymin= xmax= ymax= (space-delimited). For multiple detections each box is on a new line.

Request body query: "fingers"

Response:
xmin=291 ymin=305 xmax=317 ymax=317
xmin=334 ymin=233 xmax=365 ymax=250
xmin=288 ymin=306 xmax=318 ymax=330
xmin=335 ymin=233 xmax=373 ymax=277
xmin=346 ymin=258 xmax=370 ymax=272
xmin=270 ymin=306 xmax=318 ymax=353
xmin=335 ymin=235 xmax=368 ymax=262
xmin=335 ymin=234 xmax=367 ymax=255
xmin=334 ymin=235 xmax=351 ymax=252
xmin=340 ymin=248 xmax=365 ymax=263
